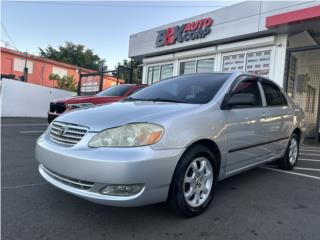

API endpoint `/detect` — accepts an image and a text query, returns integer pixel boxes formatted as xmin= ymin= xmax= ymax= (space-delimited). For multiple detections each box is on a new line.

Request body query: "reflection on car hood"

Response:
xmin=56 ymin=101 xmax=198 ymax=131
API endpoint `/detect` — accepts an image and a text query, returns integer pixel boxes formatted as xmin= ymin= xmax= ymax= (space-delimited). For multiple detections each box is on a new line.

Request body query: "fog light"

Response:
xmin=100 ymin=184 xmax=144 ymax=196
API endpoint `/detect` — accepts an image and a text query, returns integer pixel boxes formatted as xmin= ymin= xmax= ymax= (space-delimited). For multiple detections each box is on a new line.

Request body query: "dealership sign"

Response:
xmin=155 ymin=17 xmax=213 ymax=47
xmin=80 ymin=76 xmax=100 ymax=93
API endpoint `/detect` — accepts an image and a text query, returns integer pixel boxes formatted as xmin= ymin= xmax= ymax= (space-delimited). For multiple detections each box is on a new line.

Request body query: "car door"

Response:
xmin=224 ymin=77 xmax=269 ymax=175
xmin=260 ymin=80 xmax=294 ymax=157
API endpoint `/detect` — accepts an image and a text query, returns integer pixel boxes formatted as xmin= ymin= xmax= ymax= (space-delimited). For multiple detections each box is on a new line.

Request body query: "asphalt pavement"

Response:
xmin=2 ymin=117 xmax=320 ymax=240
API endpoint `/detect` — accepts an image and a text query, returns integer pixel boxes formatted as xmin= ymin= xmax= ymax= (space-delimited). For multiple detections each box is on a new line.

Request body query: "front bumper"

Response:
xmin=35 ymin=133 xmax=184 ymax=207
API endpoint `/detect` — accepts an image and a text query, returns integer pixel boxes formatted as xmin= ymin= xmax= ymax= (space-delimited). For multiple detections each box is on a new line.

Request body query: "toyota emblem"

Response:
xmin=58 ymin=126 xmax=68 ymax=136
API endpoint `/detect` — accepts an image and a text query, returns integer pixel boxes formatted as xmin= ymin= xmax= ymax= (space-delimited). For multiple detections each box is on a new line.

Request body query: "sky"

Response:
xmin=1 ymin=1 xmax=240 ymax=69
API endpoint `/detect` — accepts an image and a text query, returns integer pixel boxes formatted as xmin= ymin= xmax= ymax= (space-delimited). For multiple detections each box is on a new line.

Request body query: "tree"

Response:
xmin=39 ymin=42 xmax=105 ymax=71
xmin=49 ymin=73 xmax=77 ymax=92
xmin=115 ymin=59 xmax=142 ymax=84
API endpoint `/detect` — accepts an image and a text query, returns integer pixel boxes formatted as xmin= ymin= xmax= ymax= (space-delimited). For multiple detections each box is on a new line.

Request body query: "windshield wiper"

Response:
xmin=144 ymin=98 xmax=187 ymax=103
xmin=123 ymin=97 xmax=186 ymax=103
xmin=122 ymin=97 xmax=147 ymax=102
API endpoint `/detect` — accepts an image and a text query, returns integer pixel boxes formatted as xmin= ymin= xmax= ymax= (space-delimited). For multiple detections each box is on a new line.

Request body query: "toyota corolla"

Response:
xmin=36 ymin=73 xmax=305 ymax=217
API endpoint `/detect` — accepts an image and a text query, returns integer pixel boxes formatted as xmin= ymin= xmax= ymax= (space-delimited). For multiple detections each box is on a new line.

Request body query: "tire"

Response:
xmin=167 ymin=144 xmax=218 ymax=217
xmin=278 ymin=133 xmax=299 ymax=170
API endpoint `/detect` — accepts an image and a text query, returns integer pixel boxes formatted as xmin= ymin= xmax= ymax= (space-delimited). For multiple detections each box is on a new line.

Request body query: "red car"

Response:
xmin=48 ymin=84 xmax=147 ymax=123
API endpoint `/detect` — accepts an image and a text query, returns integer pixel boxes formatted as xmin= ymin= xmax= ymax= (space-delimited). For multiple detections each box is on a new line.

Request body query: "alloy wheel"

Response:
xmin=183 ymin=157 xmax=214 ymax=208
xmin=289 ymin=138 xmax=298 ymax=165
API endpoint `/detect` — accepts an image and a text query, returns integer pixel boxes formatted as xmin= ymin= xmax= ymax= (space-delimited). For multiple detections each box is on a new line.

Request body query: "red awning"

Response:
xmin=266 ymin=5 xmax=320 ymax=29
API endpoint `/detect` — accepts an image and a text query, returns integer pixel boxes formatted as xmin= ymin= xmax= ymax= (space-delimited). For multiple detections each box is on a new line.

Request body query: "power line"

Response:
xmin=4 ymin=1 xmax=225 ymax=8
xmin=1 ymin=23 xmax=19 ymax=51
xmin=1 ymin=39 xmax=16 ymax=49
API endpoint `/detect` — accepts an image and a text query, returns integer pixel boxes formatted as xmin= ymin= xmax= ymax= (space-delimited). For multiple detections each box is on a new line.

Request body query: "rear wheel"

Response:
xmin=167 ymin=144 xmax=218 ymax=217
xmin=278 ymin=133 xmax=299 ymax=170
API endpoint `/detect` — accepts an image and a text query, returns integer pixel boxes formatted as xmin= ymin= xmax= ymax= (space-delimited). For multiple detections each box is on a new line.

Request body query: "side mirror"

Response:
xmin=226 ymin=93 xmax=256 ymax=108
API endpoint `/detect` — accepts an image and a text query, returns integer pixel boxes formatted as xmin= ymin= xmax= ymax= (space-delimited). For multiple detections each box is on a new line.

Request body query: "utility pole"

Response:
xmin=23 ymin=52 xmax=28 ymax=82
xmin=116 ymin=66 xmax=120 ymax=85
xmin=130 ymin=60 xmax=133 ymax=84
xmin=77 ymin=68 xmax=81 ymax=96
xmin=99 ymin=63 xmax=104 ymax=91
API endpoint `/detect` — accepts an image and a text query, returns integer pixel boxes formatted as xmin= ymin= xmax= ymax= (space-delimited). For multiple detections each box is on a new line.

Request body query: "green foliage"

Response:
xmin=49 ymin=73 xmax=77 ymax=92
xmin=115 ymin=59 xmax=142 ymax=84
xmin=39 ymin=42 xmax=105 ymax=71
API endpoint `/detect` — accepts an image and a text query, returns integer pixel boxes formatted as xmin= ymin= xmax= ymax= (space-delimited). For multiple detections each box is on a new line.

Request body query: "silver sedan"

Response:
xmin=36 ymin=72 xmax=306 ymax=217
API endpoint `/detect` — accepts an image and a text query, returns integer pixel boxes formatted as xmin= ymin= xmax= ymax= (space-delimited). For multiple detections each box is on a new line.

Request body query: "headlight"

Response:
xmin=88 ymin=123 xmax=164 ymax=148
xmin=67 ymin=103 xmax=94 ymax=109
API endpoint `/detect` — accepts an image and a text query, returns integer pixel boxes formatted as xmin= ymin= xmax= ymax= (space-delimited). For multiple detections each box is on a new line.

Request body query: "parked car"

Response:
xmin=48 ymin=84 xmax=147 ymax=123
xmin=36 ymin=73 xmax=305 ymax=217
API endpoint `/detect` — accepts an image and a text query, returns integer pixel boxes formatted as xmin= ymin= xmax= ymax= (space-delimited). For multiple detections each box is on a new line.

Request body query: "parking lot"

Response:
xmin=2 ymin=117 xmax=320 ymax=240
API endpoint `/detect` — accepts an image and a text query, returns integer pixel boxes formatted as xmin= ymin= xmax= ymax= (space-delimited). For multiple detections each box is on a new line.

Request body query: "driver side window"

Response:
xmin=231 ymin=80 xmax=262 ymax=107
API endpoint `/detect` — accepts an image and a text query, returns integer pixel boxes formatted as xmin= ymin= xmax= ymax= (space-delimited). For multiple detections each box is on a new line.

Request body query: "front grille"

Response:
xmin=42 ymin=166 xmax=94 ymax=190
xmin=49 ymin=121 xmax=88 ymax=146
xmin=49 ymin=102 xmax=66 ymax=114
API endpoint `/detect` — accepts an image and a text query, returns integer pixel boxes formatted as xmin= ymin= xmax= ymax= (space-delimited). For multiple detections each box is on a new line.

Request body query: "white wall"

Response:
xmin=0 ymin=79 xmax=76 ymax=117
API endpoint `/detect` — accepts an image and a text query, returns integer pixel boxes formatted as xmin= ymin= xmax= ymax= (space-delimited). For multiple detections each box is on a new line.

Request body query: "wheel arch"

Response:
xmin=169 ymin=138 xmax=222 ymax=185
xmin=167 ymin=138 xmax=222 ymax=203
xmin=292 ymin=128 xmax=302 ymax=143
xmin=186 ymin=139 xmax=222 ymax=170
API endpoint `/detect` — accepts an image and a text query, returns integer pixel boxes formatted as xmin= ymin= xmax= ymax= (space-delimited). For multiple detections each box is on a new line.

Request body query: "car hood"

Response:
xmin=54 ymin=95 xmax=122 ymax=104
xmin=53 ymin=95 xmax=88 ymax=103
xmin=56 ymin=101 xmax=198 ymax=132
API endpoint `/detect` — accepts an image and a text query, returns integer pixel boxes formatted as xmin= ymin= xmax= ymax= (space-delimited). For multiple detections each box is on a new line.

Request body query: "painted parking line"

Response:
xmin=301 ymin=146 xmax=320 ymax=150
xmin=300 ymin=149 xmax=320 ymax=153
xmin=299 ymin=158 xmax=320 ymax=162
xmin=2 ymin=123 xmax=48 ymax=127
xmin=261 ymin=166 xmax=320 ymax=180
xmin=20 ymin=130 xmax=45 ymax=134
xmin=299 ymin=153 xmax=320 ymax=157
xmin=294 ymin=167 xmax=320 ymax=172
xmin=1 ymin=182 xmax=47 ymax=190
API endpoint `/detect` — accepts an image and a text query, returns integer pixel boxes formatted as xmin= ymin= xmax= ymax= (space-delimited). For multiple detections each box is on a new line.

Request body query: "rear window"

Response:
xmin=129 ymin=73 xmax=231 ymax=104
xmin=97 ymin=85 xmax=133 ymax=96
xmin=128 ymin=86 xmax=146 ymax=96
xmin=261 ymin=81 xmax=287 ymax=106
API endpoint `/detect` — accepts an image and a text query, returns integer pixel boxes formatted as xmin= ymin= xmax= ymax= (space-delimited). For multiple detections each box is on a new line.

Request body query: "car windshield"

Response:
xmin=126 ymin=73 xmax=231 ymax=104
xmin=97 ymin=85 xmax=133 ymax=96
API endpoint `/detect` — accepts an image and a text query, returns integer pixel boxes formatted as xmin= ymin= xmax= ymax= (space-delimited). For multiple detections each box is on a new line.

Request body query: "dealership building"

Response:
xmin=128 ymin=1 xmax=320 ymax=141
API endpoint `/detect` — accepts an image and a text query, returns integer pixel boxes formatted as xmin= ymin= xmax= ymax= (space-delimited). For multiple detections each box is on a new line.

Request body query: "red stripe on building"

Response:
xmin=266 ymin=5 xmax=320 ymax=29
xmin=0 ymin=47 xmax=124 ymax=89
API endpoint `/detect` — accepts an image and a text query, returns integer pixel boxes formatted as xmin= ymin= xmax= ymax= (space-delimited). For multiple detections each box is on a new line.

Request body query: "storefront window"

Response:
xmin=246 ymin=50 xmax=271 ymax=77
xmin=180 ymin=58 xmax=215 ymax=75
xmin=223 ymin=51 xmax=271 ymax=77
xmin=180 ymin=61 xmax=196 ymax=75
xmin=160 ymin=64 xmax=174 ymax=80
xmin=147 ymin=66 xmax=160 ymax=85
xmin=222 ymin=54 xmax=245 ymax=72
xmin=287 ymin=55 xmax=297 ymax=98
xmin=147 ymin=64 xmax=173 ymax=84
xmin=197 ymin=58 xmax=215 ymax=73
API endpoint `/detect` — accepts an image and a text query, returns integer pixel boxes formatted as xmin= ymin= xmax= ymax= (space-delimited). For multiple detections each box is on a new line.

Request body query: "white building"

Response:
xmin=128 ymin=1 xmax=320 ymax=141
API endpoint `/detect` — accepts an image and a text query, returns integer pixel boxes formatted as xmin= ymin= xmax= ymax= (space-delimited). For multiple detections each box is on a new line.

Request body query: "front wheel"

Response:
xmin=167 ymin=144 xmax=218 ymax=217
xmin=278 ymin=133 xmax=299 ymax=170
